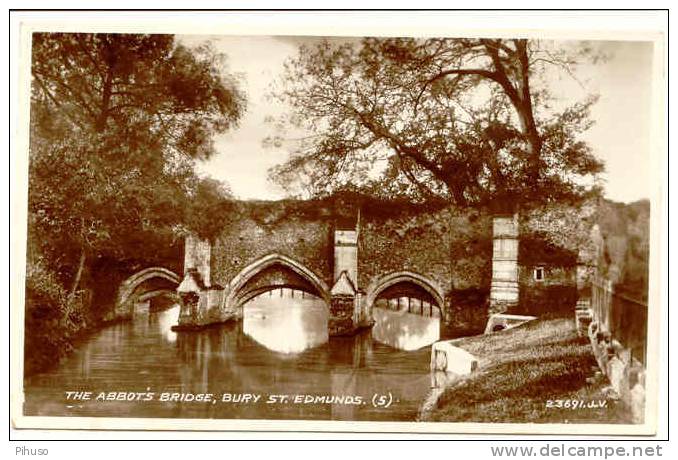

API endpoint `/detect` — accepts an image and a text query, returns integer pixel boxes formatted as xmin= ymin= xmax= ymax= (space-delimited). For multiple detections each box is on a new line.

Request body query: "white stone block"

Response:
xmin=430 ymin=340 xmax=478 ymax=375
xmin=607 ymin=356 xmax=626 ymax=395
xmin=630 ymin=383 xmax=646 ymax=424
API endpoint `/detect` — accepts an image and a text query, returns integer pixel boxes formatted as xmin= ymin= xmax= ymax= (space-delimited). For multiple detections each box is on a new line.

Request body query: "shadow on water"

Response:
xmin=23 ymin=294 xmax=436 ymax=422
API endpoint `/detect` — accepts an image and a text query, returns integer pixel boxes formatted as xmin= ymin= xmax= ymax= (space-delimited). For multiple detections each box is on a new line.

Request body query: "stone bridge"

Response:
xmin=112 ymin=267 xmax=182 ymax=320
xmin=170 ymin=198 xmax=526 ymax=335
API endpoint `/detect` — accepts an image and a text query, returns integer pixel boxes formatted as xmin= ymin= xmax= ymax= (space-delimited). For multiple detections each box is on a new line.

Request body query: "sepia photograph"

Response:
xmin=10 ymin=11 xmax=666 ymax=436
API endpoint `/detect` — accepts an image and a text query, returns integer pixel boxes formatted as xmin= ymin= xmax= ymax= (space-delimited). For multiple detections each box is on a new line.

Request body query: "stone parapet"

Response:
xmin=483 ymin=313 xmax=536 ymax=334
xmin=574 ymin=299 xmax=593 ymax=336
xmin=587 ymin=320 xmax=646 ymax=424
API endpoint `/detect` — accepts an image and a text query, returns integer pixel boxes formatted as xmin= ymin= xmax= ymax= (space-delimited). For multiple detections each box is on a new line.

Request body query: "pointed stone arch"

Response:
xmin=225 ymin=253 xmax=331 ymax=308
xmin=365 ymin=271 xmax=445 ymax=311
xmin=115 ymin=267 xmax=181 ymax=318
xmin=118 ymin=267 xmax=181 ymax=305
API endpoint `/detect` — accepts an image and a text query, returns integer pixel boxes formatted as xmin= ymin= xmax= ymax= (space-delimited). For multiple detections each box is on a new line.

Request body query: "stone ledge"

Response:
xmin=419 ymin=341 xmax=479 ymax=420
xmin=587 ymin=320 xmax=646 ymax=424
xmin=484 ymin=313 xmax=536 ymax=334
xmin=430 ymin=340 xmax=479 ymax=375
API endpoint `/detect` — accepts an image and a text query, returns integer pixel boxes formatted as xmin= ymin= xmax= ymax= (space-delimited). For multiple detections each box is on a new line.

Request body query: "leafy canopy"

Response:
xmin=29 ymin=33 xmax=245 ymax=288
xmin=270 ymin=37 xmax=604 ymax=209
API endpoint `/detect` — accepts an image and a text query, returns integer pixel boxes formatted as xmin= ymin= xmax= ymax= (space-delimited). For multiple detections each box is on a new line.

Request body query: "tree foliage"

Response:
xmin=32 ymin=33 xmax=243 ymax=159
xmin=270 ymin=37 xmax=604 ymax=209
xmin=28 ymin=33 xmax=245 ymax=298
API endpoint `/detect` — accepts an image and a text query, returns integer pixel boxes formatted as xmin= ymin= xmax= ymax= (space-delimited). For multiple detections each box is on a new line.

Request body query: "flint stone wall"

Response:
xmin=210 ymin=200 xmax=335 ymax=290
xmin=193 ymin=197 xmax=595 ymax=330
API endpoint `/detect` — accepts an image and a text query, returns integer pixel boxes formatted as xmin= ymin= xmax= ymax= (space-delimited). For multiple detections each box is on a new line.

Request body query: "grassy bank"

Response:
xmin=427 ymin=316 xmax=633 ymax=424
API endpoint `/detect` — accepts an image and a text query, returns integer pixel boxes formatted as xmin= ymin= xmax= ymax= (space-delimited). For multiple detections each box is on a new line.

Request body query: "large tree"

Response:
xmin=270 ymin=37 xmax=604 ymax=208
xmin=28 ymin=33 xmax=245 ymax=299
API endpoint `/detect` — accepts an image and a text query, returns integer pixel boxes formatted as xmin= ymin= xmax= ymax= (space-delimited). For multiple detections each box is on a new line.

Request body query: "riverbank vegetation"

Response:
xmin=426 ymin=316 xmax=632 ymax=423
xmin=25 ymin=33 xmax=244 ymax=376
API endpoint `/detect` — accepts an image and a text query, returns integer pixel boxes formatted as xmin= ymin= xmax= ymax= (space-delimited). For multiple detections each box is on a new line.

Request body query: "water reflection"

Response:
xmin=151 ymin=305 xmax=180 ymax=343
xmin=23 ymin=301 xmax=434 ymax=422
xmin=243 ymin=290 xmax=328 ymax=354
xmin=372 ymin=307 xmax=440 ymax=351
xmin=135 ymin=300 xmax=150 ymax=315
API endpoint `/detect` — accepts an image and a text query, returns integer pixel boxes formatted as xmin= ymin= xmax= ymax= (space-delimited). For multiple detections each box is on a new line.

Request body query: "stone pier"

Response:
xmin=329 ymin=228 xmax=360 ymax=335
xmin=489 ymin=214 xmax=519 ymax=315
xmin=174 ymin=223 xmax=369 ymax=335
xmin=174 ymin=235 xmax=230 ymax=330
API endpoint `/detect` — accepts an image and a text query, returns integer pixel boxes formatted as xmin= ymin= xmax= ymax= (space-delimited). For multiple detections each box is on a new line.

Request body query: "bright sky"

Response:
xmin=178 ymin=36 xmax=654 ymax=204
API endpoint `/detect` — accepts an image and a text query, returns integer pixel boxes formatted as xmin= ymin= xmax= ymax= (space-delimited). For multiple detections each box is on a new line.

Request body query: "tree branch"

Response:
xmin=414 ymin=67 xmax=499 ymax=112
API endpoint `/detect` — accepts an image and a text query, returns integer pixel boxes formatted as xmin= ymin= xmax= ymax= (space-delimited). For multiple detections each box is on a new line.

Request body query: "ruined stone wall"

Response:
xmin=209 ymin=200 xmax=334 ymax=289
xmin=358 ymin=207 xmax=492 ymax=295
xmin=594 ymin=199 xmax=650 ymax=302
xmin=202 ymin=196 xmax=598 ymax=332
xmin=359 ymin=207 xmax=453 ymax=294
xmin=514 ymin=201 xmax=597 ymax=316
xmin=516 ymin=265 xmax=577 ymax=316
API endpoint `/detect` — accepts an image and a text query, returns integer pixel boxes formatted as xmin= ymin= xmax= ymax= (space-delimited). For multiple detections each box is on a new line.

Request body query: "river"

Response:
xmin=23 ymin=289 xmax=440 ymax=422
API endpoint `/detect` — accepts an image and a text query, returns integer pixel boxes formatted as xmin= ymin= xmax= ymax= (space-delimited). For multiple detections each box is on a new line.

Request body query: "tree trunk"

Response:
xmin=68 ymin=249 xmax=86 ymax=302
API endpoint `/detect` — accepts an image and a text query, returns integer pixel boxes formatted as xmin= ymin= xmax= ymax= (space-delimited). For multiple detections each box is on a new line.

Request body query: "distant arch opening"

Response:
xmin=229 ymin=254 xmax=331 ymax=354
xmin=117 ymin=267 xmax=181 ymax=316
xmin=366 ymin=271 xmax=444 ymax=317
xmin=367 ymin=271 xmax=445 ymax=351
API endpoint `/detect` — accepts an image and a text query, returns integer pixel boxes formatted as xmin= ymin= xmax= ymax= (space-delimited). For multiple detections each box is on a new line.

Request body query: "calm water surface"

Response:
xmin=23 ymin=292 xmax=439 ymax=421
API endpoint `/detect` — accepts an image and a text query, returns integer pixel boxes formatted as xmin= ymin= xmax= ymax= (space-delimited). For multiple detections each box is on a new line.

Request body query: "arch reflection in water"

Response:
xmin=368 ymin=274 xmax=444 ymax=351
xmin=242 ymin=288 xmax=329 ymax=354
xmin=24 ymin=300 xmax=433 ymax=421
xmin=372 ymin=306 xmax=440 ymax=351
xmin=372 ymin=296 xmax=442 ymax=351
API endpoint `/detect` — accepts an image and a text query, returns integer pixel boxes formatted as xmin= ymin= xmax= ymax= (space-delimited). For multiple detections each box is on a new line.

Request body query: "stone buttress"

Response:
xmin=489 ymin=214 xmax=519 ymax=315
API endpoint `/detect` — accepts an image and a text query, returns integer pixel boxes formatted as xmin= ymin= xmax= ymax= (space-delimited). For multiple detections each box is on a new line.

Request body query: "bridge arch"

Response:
xmin=365 ymin=271 xmax=445 ymax=313
xmin=137 ymin=289 xmax=182 ymax=303
xmin=225 ymin=253 xmax=331 ymax=308
xmin=117 ymin=267 xmax=181 ymax=309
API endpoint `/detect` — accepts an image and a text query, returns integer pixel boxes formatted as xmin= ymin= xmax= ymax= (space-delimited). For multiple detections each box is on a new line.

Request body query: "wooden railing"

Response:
xmin=591 ymin=277 xmax=648 ymax=365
